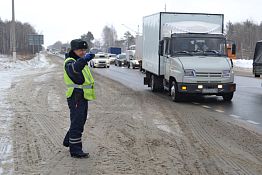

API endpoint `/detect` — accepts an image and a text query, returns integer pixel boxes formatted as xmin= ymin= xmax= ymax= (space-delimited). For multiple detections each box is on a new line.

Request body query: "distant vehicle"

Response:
xmin=115 ymin=53 xmax=127 ymax=67
xmin=135 ymin=35 xmax=144 ymax=71
xmin=227 ymin=40 xmax=236 ymax=60
xmin=107 ymin=54 xmax=117 ymax=64
xmin=126 ymin=45 xmax=140 ymax=69
xmin=90 ymin=48 xmax=103 ymax=54
xmin=253 ymin=41 xmax=262 ymax=77
xmin=108 ymin=47 xmax=121 ymax=55
xmin=90 ymin=53 xmax=110 ymax=68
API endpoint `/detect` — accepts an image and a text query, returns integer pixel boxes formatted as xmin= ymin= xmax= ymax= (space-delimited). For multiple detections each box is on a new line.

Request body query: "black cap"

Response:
xmin=70 ymin=39 xmax=88 ymax=50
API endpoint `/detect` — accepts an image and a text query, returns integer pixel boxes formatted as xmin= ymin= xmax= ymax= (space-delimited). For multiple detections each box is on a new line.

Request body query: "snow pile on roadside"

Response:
xmin=0 ymin=54 xmax=50 ymax=89
xmin=0 ymin=54 xmax=50 ymax=71
xmin=233 ymin=59 xmax=253 ymax=69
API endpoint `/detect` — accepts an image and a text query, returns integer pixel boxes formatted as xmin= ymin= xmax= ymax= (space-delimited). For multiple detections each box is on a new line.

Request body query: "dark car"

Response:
xmin=115 ymin=53 xmax=127 ymax=67
xmin=253 ymin=41 xmax=262 ymax=77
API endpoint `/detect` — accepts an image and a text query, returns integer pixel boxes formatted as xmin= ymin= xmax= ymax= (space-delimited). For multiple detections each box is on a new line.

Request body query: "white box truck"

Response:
xmin=143 ymin=12 xmax=236 ymax=102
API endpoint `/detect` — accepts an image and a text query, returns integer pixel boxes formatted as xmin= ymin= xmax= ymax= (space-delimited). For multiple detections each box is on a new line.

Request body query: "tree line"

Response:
xmin=48 ymin=25 xmax=136 ymax=54
xmin=0 ymin=18 xmax=41 ymax=56
xmin=226 ymin=20 xmax=262 ymax=59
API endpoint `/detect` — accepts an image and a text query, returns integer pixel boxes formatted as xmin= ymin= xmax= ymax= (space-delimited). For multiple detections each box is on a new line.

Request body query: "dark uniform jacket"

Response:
xmin=64 ymin=50 xmax=88 ymax=95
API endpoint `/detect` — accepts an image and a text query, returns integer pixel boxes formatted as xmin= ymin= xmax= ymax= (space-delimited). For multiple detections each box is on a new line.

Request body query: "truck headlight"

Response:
xmin=184 ymin=69 xmax=196 ymax=77
xmin=222 ymin=70 xmax=230 ymax=77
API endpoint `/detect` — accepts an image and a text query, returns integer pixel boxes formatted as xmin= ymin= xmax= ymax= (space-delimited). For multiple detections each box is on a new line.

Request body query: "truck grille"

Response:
xmin=197 ymin=81 xmax=222 ymax=83
xmin=195 ymin=72 xmax=222 ymax=78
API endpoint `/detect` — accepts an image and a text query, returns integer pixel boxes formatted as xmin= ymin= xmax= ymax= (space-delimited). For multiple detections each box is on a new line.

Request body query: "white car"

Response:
xmin=128 ymin=59 xmax=140 ymax=69
xmin=107 ymin=54 xmax=117 ymax=64
xmin=90 ymin=53 xmax=110 ymax=68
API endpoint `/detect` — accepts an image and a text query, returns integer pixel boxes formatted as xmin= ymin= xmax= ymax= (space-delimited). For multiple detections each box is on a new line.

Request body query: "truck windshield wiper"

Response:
xmin=203 ymin=50 xmax=221 ymax=55
xmin=174 ymin=51 xmax=193 ymax=56
xmin=189 ymin=50 xmax=203 ymax=54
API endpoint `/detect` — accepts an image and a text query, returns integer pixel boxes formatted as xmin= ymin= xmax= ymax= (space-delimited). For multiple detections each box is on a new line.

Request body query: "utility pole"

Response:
xmin=11 ymin=0 xmax=16 ymax=61
xmin=164 ymin=3 xmax=166 ymax=12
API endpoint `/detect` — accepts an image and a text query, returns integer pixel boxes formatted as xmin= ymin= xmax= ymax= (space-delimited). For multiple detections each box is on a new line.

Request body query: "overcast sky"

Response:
xmin=1 ymin=0 xmax=262 ymax=47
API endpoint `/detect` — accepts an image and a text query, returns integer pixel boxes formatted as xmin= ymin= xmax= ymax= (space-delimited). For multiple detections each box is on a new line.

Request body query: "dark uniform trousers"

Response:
xmin=63 ymin=91 xmax=88 ymax=154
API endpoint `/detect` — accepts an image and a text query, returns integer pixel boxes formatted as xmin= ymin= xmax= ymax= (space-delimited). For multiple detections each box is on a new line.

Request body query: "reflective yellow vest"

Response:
xmin=64 ymin=57 xmax=96 ymax=100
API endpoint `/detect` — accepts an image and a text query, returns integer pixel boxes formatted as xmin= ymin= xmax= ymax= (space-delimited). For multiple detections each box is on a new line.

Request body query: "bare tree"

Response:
xmin=123 ymin=31 xmax=135 ymax=50
xmin=93 ymin=39 xmax=102 ymax=49
xmin=52 ymin=41 xmax=63 ymax=51
xmin=81 ymin=31 xmax=94 ymax=51
xmin=102 ymin=25 xmax=117 ymax=51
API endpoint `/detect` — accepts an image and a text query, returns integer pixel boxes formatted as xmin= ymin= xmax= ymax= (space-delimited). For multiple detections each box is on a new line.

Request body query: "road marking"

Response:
xmin=192 ymin=102 xmax=200 ymax=105
xmin=202 ymin=105 xmax=211 ymax=109
xmin=246 ymin=120 xmax=260 ymax=125
xmin=230 ymin=114 xmax=241 ymax=119
xmin=215 ymin=109 xmax=224 ymax=113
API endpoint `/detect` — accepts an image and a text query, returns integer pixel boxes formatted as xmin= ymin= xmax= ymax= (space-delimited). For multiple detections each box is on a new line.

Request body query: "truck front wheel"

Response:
xmin=222 ymin=92 xmax=234 ymax=101
xmin=171 ymin=81 xmax=182 ymax=102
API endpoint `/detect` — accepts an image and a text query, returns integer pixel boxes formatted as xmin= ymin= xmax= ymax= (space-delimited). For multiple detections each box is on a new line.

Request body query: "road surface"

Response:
xmin=92 ymin=65 xmax=262 ymax=132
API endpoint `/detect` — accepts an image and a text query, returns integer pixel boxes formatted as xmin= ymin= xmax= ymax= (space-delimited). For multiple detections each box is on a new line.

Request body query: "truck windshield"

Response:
xmin=171 ymin=37 xmax=227 ymax=57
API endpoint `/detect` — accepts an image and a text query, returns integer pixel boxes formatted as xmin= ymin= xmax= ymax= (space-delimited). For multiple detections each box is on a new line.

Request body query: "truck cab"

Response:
xmin=160 ymin=33 xmax=235 ymax=101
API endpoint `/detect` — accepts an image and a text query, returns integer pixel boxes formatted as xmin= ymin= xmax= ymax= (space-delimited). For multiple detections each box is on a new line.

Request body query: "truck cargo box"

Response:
xmin=142 ymin=12 xmax=224 ymax=76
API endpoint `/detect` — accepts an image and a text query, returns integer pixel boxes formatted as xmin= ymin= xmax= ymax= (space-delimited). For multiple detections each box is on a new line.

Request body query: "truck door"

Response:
xmin=163 ymin=38 xmax=171 ymax=80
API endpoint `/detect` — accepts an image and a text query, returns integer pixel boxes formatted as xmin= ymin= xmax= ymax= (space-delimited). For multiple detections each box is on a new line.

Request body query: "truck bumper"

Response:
xmin=94 ymin=63 xmax=110 ymax=67
xmin=177 ymin=83 xmax=236 ymax=95
xmin=253 ymin=64 xmax=262 ymax=75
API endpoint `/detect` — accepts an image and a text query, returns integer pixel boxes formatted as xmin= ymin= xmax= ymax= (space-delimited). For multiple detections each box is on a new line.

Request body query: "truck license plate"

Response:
xmin=202 ymin=89 xmax=218 ymax=93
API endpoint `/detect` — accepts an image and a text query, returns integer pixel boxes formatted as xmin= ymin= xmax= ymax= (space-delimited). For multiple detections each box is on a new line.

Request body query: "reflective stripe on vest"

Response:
xmin=64 ymin=57 xmax=96 ymax=100
xmin=67 ymin=84 xmax=93 ymax=89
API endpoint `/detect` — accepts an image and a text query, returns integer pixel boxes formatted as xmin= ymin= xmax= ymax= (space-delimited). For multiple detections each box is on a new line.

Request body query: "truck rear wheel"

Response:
xmin=150 ymin=74 xmax=164 ymax=92
xmin=171 ymin=81 xmax=182 ymax=102
xmin=222 ymin=92 xmax=234 ymax=101
xmin=150 ymin=75 xmax=157 ymax=92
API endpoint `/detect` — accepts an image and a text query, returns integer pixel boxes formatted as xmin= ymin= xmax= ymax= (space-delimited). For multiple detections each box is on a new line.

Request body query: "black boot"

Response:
xmin=71 ymin=152 xmax=90 ymax=158
xmin=63 ymin=141 xmax=69 ymax=147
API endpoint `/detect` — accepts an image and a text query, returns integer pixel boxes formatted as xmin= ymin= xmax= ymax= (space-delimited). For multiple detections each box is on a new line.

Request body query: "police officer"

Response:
xmin=63 ymin=39 xmax=95 ymax=158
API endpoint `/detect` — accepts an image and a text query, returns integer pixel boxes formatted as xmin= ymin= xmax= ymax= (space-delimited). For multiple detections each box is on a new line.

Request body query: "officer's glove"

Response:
xmin=84 ymin=53 xmax=95 ymax=62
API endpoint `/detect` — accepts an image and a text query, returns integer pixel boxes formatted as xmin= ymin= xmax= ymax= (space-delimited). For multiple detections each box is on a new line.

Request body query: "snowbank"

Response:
xmin=233 ymin=59 xmax=253 ymax=69
xmin=0 ymin=54 xmax=50 ymax=89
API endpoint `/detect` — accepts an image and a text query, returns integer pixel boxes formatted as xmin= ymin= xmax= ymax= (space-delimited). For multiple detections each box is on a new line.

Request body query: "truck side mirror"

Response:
xmin=231 ymin=43 xmax=236 ymax=55
xmin=159 ymin=40 xmax=164 ymax=56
